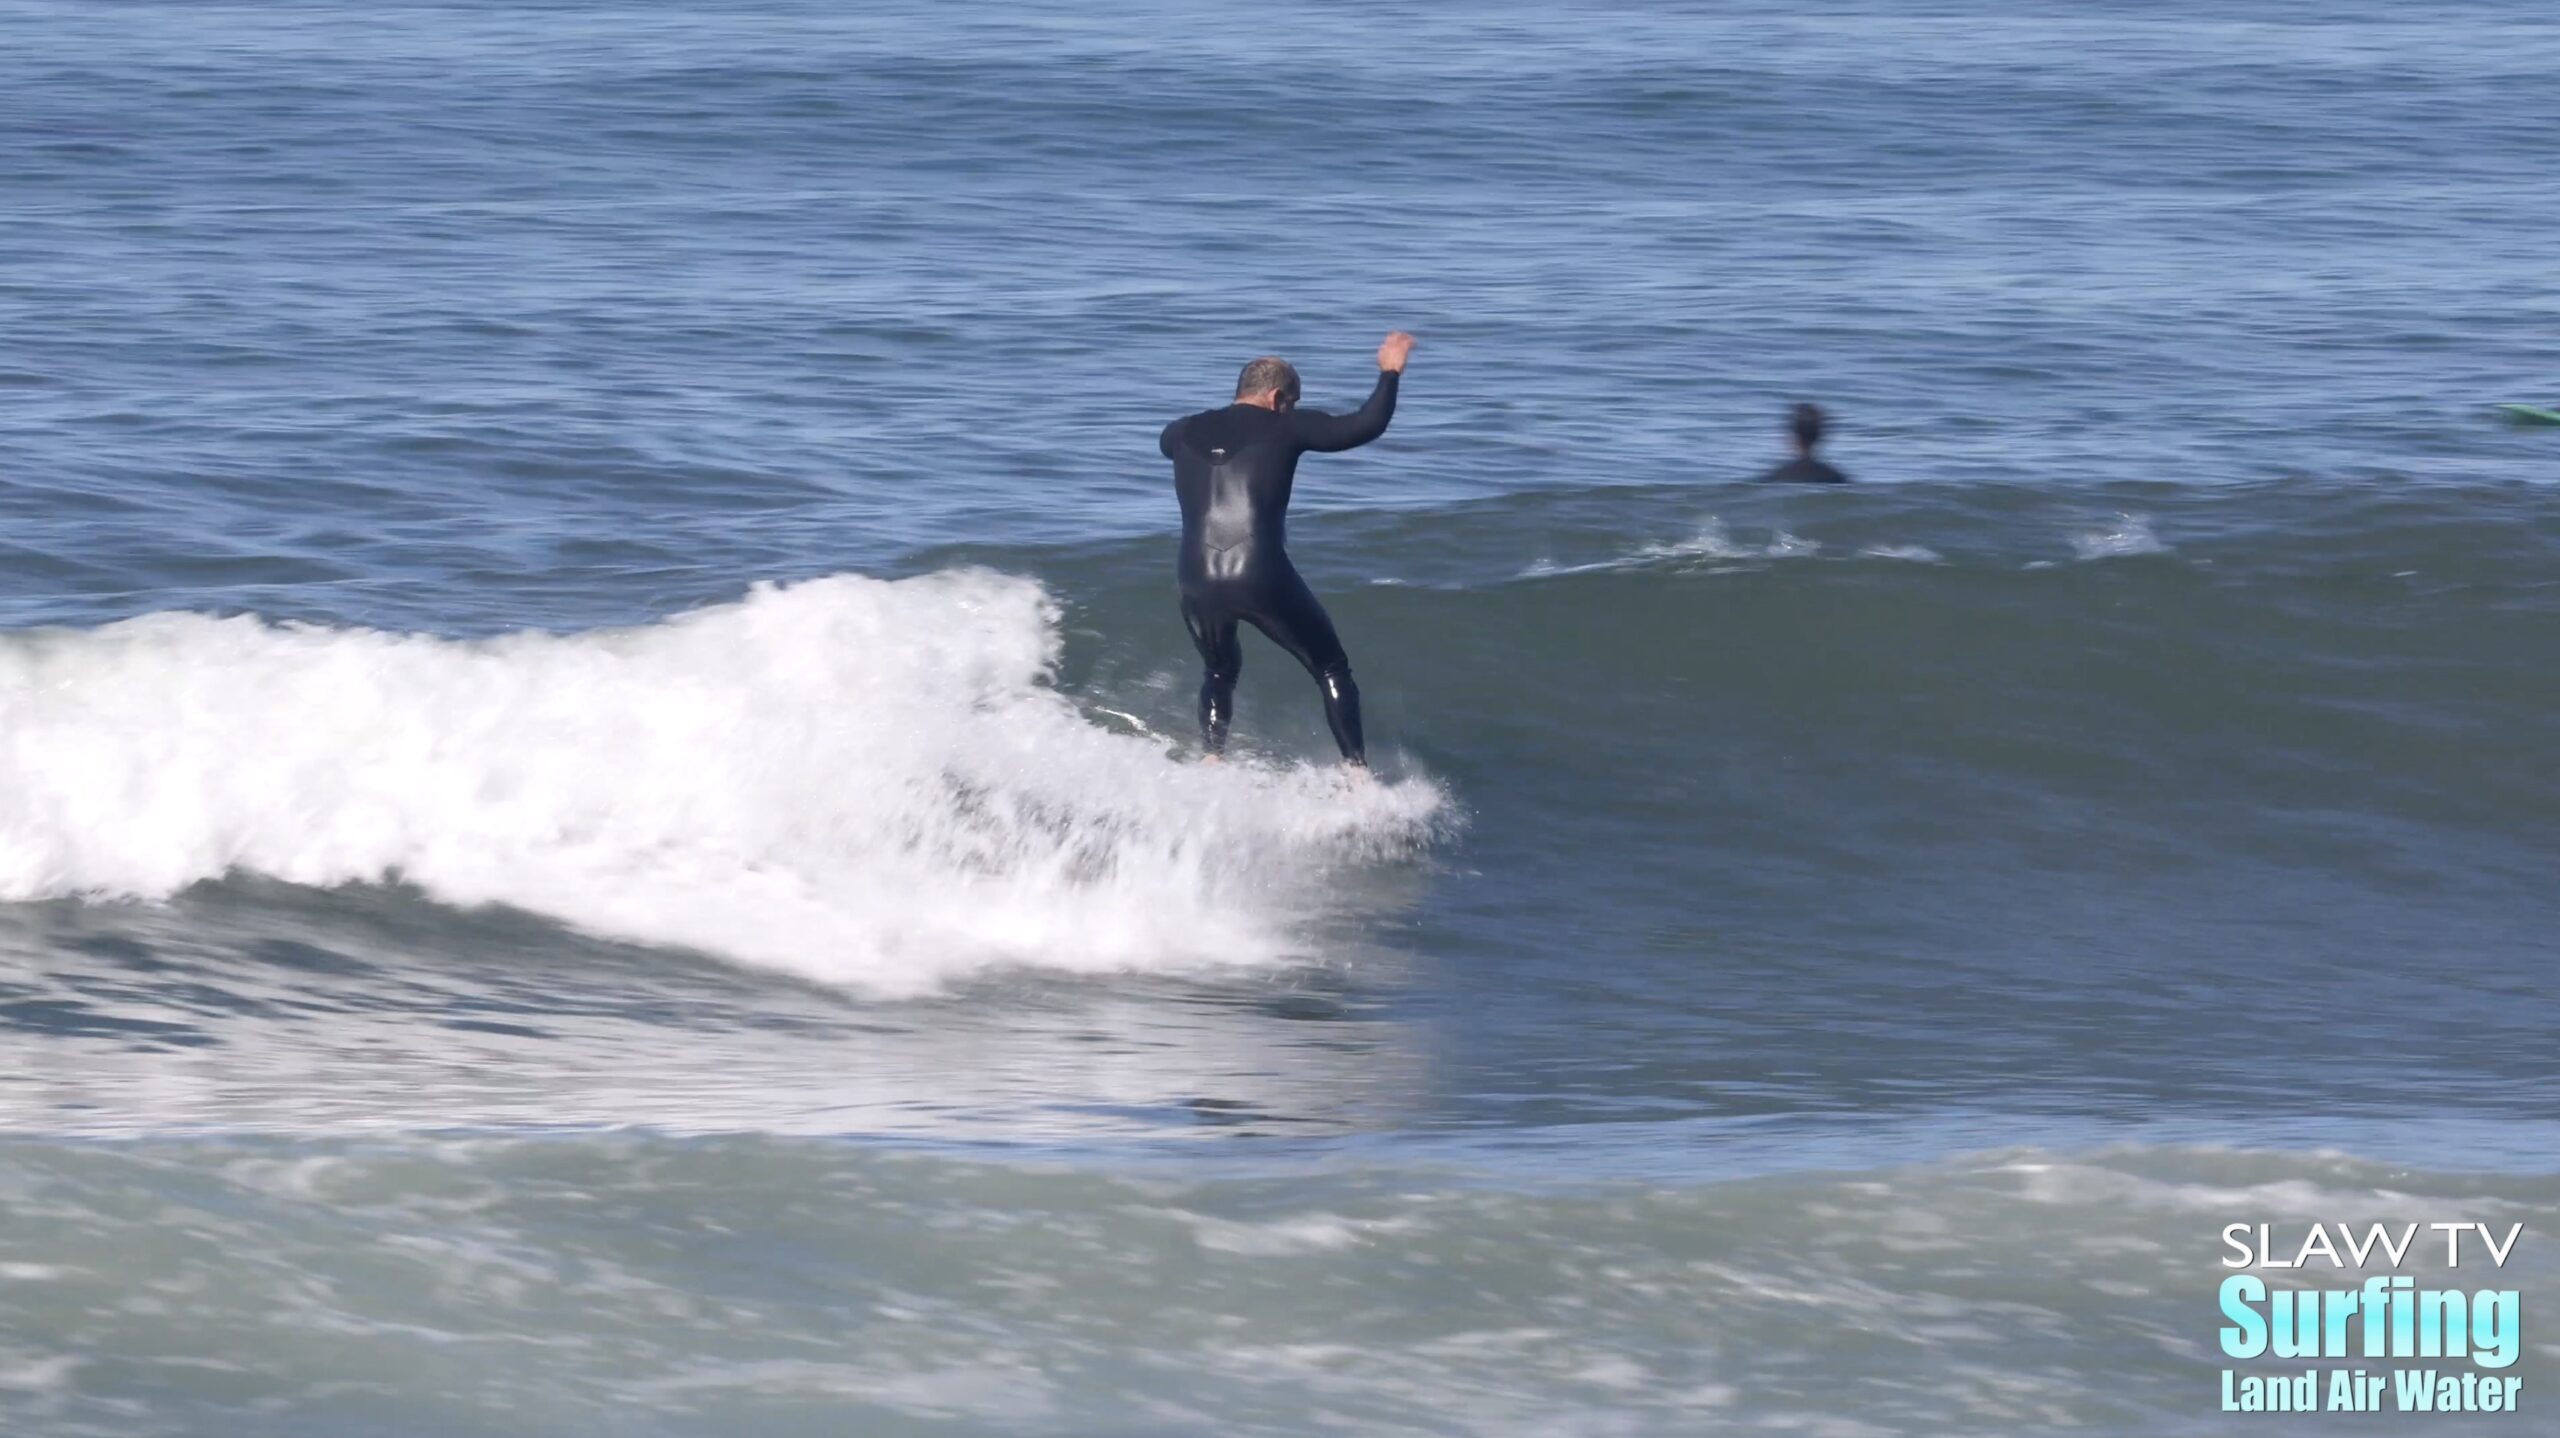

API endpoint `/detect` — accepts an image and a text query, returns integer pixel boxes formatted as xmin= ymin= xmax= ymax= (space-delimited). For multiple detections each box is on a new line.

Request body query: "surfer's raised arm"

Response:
xmin=1290 ymin=331 xmax=1414 ymax=454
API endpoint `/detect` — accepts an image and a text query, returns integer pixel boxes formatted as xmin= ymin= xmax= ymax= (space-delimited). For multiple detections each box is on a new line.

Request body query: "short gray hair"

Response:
xmin=1235 ymin=356 xmax=1300 ymax=403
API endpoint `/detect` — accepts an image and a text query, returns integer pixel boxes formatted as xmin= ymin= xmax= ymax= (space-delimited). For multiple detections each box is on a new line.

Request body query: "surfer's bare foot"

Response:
xmin=1200 ymin=753 xmax=1224 ymax=765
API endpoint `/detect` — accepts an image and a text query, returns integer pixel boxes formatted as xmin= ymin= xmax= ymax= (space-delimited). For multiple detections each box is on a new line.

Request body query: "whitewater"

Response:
xmin=0 ymin=571 xmax=1444 ymax=994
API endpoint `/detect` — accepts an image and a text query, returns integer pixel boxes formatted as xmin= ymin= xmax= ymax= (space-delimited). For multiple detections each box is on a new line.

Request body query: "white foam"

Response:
xmin=1521 ymin=518 xmax=1837 ymax=580
xmin=1181 ymin=1212 xmax=1408 ymax=1256
xmin=0 ymin=1353 xmax=78 ymax=1393
xmin=1632 ymin=517 xmax=1757 ymax=563
xmin=0 ymin=571 xmax=1446 ymax=994
xmin=2068 ymin=514 xmax=2167 ymax=560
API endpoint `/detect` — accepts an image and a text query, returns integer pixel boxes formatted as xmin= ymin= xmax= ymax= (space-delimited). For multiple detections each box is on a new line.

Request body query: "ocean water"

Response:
xmin=3 ymin=1 xmax=2557 ymax=1433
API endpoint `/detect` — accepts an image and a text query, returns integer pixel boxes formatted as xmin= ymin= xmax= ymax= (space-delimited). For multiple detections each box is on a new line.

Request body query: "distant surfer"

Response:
xmin=1759 ymin=403 xmax=1850 ymax=484
xmin=1159 ymin=331 xmax=1415 ymax=766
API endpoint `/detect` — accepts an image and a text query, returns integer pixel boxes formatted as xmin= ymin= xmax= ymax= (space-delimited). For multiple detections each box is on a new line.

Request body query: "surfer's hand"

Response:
xmin=1378 ymin=331 xmax=1415 ymax=372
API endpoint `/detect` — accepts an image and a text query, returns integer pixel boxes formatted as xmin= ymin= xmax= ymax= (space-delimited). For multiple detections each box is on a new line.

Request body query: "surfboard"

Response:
xmin=2496 ymin=403 xmax=2560 ymax=425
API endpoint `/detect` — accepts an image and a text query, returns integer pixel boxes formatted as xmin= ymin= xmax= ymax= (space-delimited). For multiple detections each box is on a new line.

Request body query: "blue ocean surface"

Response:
xmin=1 ymin=2 xmax=2555 ymax=1433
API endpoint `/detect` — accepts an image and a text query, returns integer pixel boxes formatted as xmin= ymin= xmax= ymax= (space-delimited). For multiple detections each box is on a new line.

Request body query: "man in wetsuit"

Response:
xmin=1159 ymin=331 xmax=1415 ymax=766
xmin=1759 ymin=402 xmax=1851 ymax=484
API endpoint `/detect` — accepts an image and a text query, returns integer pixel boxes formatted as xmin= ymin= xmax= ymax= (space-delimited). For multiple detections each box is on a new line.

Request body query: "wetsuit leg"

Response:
xmin=1180 ymin=593 xmax=1242 ymax=754
xmin=1241 ymin=568 xmax=1364 ymax=765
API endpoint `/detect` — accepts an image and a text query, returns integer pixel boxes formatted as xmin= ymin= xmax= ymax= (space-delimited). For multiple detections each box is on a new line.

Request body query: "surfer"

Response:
xmin=1759 ymin=403 xmax=1850 ymax=484
xmin=1159 ymin=331 xmax=1415 ymax=765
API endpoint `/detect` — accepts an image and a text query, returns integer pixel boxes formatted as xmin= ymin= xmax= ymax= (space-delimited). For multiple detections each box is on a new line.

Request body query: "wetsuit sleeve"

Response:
xmin=1289 ymin=370 xmax=1399 ymax=453
xmin=1159 ymin=417 xmax=1183 ymax=459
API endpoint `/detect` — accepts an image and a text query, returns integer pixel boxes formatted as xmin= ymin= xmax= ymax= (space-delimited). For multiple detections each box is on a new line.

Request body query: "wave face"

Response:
xmin=1058 ymin=476 xmax=2560 ymax=865
xmin=0 ymin=572 xmax=1442 ymax=993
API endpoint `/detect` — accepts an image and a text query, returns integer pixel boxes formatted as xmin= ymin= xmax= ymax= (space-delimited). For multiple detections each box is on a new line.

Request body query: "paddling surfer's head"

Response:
xmin=1791 ymin=402 xmax=1827 ymax=457
xmin=1236 ymin=357 xmax=1301 ymax=411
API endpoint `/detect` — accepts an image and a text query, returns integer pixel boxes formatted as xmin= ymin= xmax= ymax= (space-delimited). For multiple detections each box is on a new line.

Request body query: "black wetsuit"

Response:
xmin=1160 ymin=369 xmax=1399 ymax=763
xmin=1760 ymin=456 xmax=1850 ymax=484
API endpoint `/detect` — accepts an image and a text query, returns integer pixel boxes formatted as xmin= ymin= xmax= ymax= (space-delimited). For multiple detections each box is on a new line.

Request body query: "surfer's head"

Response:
xmin=1236 ymin=357 xmax=1301 ymax=411
xmin=1791 ymin=402 xmax=1827 ymax=455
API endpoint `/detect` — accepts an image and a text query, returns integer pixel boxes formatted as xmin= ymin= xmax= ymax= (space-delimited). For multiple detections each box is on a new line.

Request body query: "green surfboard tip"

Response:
xmin=2496 ymin=403 xmax=2560 ymax=425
